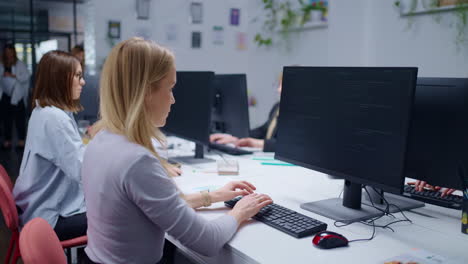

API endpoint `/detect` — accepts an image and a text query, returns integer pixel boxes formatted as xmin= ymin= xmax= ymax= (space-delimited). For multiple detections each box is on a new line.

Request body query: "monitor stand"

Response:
xmin=170 ymin=143 xmax=215 ymax=165
xmin=300 ymin=180 xmax=383 ymax=223
xmin=362 ymin=187 xmax=424 ymax=213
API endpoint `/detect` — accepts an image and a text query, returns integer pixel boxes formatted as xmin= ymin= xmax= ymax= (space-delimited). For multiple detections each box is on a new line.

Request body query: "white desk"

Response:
xmin=162 ymin=138 xmax=468 ymax=264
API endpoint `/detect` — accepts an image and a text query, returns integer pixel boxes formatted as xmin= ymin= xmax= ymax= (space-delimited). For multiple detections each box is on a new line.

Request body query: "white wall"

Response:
xmin=245 ymin=0 xmax=468 ymax=126
xmin=90 ymin=0 xmax=468 ymax=127
xmin=92 ymin=0 xmax=249 ymax=72
xmin=367 ymin=0 xmax=468 ymax=77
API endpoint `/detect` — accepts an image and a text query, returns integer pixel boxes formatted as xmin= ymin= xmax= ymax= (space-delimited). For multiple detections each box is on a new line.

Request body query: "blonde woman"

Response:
xmin=81 ymin=37 xmax=272 ymax=264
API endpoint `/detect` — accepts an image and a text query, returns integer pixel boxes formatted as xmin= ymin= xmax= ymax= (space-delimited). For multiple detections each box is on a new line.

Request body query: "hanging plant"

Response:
xmin=394 ymin=0 xmax=468 ymax=46
xmin=454 ymin=0 xmax=468 ymax=44
xmin=254 ymin=0 xmax=327 ymax=47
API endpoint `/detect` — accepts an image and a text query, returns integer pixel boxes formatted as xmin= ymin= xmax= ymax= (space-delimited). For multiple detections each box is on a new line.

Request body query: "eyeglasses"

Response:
xmin=75 ymin=73 xmax=84 ymax=80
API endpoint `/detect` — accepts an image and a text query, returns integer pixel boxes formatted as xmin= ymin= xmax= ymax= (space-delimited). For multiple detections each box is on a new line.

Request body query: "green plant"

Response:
xmin=454 ymin=0 xmax=468 ymax=44
xmin=254 ymin=0 xmax=327 ymax=47
xmin=394 ymin=0 xmax=468 ymax=46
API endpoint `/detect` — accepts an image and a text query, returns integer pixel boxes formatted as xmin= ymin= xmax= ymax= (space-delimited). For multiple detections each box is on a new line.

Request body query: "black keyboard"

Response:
xmin=403 ymin=185 xmax=464 ymax=210
xmin=209 ymin=143 xmax=253 ymax=155
xmin=225 ymin=197 xmax=327 ymax=238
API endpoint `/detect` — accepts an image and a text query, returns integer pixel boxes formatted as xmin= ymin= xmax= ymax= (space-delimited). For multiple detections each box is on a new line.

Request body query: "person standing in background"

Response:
xmin=0 ymin=44 xmax=30 ymax=149
xmin=71 ymin=44 xmax=85 ymax=71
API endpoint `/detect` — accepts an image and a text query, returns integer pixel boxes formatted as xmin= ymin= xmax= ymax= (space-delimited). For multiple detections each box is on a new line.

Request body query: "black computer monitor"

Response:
xmin=75 ymin=74 xmax=99 ymax=123
xmin=211 ymin=74 xmax=250 ymax=138
xmin=275 ymin=66 xmax=418 ymax=223
xmin=163 ymin=71 xmax=215 ymax=164
xmin=404 ymin=77 xmax=468 ymax=191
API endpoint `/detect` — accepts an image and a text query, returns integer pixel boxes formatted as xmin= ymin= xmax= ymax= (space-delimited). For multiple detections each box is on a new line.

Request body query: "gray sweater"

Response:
xmin=82 ymin=130 xmax=238 ymax=264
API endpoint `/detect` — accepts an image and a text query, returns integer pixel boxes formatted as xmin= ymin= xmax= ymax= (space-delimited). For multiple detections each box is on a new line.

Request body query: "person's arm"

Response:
xmin=14 ymin=62 xmax=30 ymax=83
xmin=46 ymin=115 xmax=86 ymax=183
xmin=124 ymin=156 xmax=270 ymax=256
xmin=124 ymin=156 xmax=237 ymax=256
xmin=184 ymin=181 xmax=256 ymax=209
xmin=209 ymin=133 xmax=238 ymax=144
xmin=9 ymin=62 xmax=31 ymax=105
xmin=0 ymin=64 xmax=8 ymax=95
xmin=0 ymin=64 xmax=4 ymax=82
xmin=408 ymin=180 xmax=457 ymax=197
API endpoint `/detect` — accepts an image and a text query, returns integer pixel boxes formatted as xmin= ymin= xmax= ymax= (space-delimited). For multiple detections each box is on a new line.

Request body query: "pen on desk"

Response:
xmin=260 ymin=162 xmax=296 ymax=166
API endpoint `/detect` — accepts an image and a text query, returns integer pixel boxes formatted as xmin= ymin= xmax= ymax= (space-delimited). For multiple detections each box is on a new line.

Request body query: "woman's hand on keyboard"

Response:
xmin=235 ymin=137 xmax=264 ymax=149
xmin=409 ymin=180 xmax=456 ymax=197
xmin=228 ymin=193 xmax=273 ymax=224
xmin=439 ymin=187 xmax=456 ymax=197
xmin=166 ymin=164 xmax=182 ymax=177
xmin=210 ymin=133 xmax=239 ymax=144
xmin=212 ymin=181 xmax=256 ymax=203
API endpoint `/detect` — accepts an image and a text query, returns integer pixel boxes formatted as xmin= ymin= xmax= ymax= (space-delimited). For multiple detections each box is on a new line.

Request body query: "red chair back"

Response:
xmin=19 ymin=218 xmax=67 ymax=264
xmin=0 ymin=176 xmax=18 ymax=231
xmin=0 ymin=164 xmax=13 ymax=191
xmin=0 ymin=173 xmax=20 ymax=264
xmin=0 ymin=164 xmax=87 ymax=264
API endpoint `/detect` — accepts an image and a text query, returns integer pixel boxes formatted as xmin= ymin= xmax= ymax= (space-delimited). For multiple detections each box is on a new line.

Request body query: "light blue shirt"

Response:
xmin=13 ymin=104 xmax=86 ymax=228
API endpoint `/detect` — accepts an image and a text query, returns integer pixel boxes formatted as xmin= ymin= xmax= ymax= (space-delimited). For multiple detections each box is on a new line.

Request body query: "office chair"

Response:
xmin=0 ymin=164 xmax=13 ymax=191
xmin=0 ymin=176 xmax=21 ymax=264
xmin=0 ymin=175 xmax=87 ymax=264
xmin=19 ymin=218 xmax=67 ymax=264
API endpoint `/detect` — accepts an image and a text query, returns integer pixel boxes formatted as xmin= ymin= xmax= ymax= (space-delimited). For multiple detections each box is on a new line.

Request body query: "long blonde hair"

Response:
xmin=97 ymin=37 xmax=174 ymax=164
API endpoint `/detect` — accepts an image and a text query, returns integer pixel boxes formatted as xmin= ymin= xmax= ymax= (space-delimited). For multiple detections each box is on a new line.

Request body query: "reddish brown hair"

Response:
xmin=32 ymin=50 xmax=82 ymax=112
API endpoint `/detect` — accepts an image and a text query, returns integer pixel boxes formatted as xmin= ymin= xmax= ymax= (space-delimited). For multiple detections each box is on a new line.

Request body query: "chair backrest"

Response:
xmin=19 ymin=218 xmax=67 ymax=264
xmin=0 ymin=176 xmax=19 ymax=231
xmin=0 ymin=164 xmax=13 ymax=191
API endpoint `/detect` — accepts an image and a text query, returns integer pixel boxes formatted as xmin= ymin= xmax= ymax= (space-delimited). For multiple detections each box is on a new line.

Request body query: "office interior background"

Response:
xmin=1 ymin=0 xmax=468 ymax=262
xmin=2 ymin=0 xmax=468 ymax=127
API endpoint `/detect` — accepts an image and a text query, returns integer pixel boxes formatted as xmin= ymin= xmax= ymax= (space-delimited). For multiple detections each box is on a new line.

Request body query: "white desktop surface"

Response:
xmin=161 ymin=138 xmax=468 ymax=264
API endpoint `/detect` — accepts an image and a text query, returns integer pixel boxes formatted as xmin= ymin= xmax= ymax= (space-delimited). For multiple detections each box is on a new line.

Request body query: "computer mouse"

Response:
xmin=312 ymin=231 xmax=349 ymax=249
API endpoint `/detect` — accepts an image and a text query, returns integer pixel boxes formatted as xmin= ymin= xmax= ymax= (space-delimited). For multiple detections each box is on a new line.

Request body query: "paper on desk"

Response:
xmin=173 ymin=172 xmax=233 ymax=194
xmin=252 ymin=152 xmax=275 ymax=157
xmin=382 ymin=248 xmax=465 ymax=264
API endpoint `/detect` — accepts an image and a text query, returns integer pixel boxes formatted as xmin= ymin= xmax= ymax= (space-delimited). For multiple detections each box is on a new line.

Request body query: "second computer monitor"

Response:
xmin=212 ymin=74 xmax=250 ymax=138
xmin=163 ymin=71 xmax=215 ymax=162
xmin=405 ymin=77 xmax=468 ymax=190
xmin=275 ymin=66 xmax=418 ymax=222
